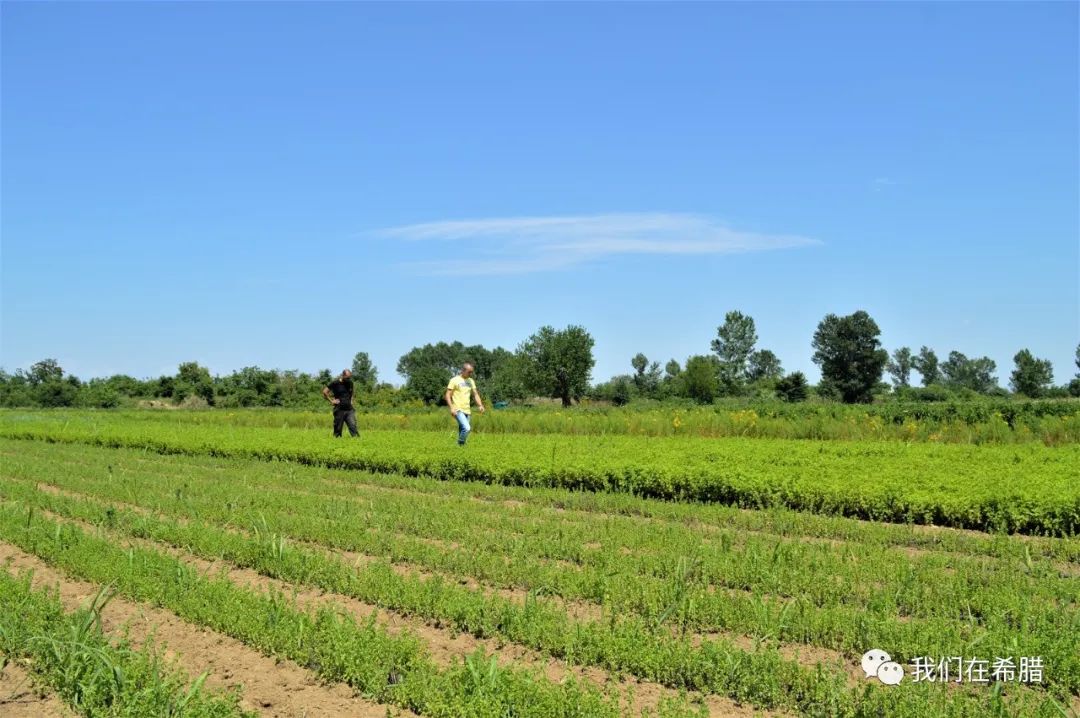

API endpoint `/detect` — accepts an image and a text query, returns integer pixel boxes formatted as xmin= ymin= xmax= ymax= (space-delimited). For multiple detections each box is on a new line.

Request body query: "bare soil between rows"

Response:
xmin=0 ymin=659 xmax=75 ymax=718
xmin=0 ymin=541 xmax=406 ymax=718
xmin=31 ymin=479 xmax=857 ymax=681
xmin=11 ymin=505 xmax=788 ymax=718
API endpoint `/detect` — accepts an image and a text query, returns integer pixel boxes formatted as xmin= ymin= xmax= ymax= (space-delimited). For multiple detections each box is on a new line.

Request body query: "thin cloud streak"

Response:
xmin=374 ymin=213 xmax=820 ymax=276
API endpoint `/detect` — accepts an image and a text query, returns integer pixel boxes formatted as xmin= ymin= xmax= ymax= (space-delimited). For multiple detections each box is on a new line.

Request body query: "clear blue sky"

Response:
xmin=2 ymin=2 xmax=1077 ymax=386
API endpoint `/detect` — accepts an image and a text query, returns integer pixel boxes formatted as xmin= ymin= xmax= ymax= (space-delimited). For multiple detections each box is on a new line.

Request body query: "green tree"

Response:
xmin=887 ymin=347 xmax=914 ymax=388
xmin=775 ymin=371 xmax=809 ymax=403
xmin=403 ymin=366 xmax=451 ymax=405
xmin=941 ymin=351 xmax=998 ymax=394
xmin=679 ymin=355 xmax=720 ymax=404
xmin=175 ymin=362 xmax=215 ymax=405
xmin=631 ymin=353 xmax=661 ymax=396
xmin=518 ymin=325 xmax=595 ymax=407
xmin=912 ymin=346 xmax=940 ymax=386
xmin=485 ymin=350 xmax=529 ymax=403
xmin=664 ymin=359 xmax=681 ymax=380
xmin=101 ymin=374 xmax=148 ymax=399
xmin=811 ymin=310 xmax=888 ymax=404
xmin=1069 ymin=344 xmax=1080 ymax=397
xmin=351 ymin=352 xmax=379 ymax=391
xmin=592 ymin=375 xmax=635 ymax=406
xmin=711 ymin=311 xmax=757 ymax=390
xmin=28 ymin=358 xmax=64 ymax=385
xmin=1009 ymin=349 xmax=1053 ymax=398
xmin=78 ymin=379 xmax=122 ymax=408
xmin=35 ymin=377 xmax=79 ymax=407
xmin=0 ymin=370 xmax=34 ymax=407
xmin=397 ymin=341 xmax=503 ymax=404
xmin=746 ymin=349 xmax=783 ymax=383
xmin=23 ymin=359 xmax=79 ymax=407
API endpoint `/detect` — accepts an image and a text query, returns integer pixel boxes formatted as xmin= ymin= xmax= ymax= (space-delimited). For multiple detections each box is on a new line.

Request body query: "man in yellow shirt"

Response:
xmin=445 ymin=362 xmax=485 ymax=445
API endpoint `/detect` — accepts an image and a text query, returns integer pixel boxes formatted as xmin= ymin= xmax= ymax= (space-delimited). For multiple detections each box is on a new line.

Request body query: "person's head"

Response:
xmin=461 ymin=363 xmax=474 ymax=379
xmin=341 ymin=369 xmax=352 ymax=381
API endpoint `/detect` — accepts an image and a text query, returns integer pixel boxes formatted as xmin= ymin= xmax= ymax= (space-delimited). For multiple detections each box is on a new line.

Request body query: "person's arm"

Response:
xmin=322 ymin=386 xmax=339 ymax=405
xmin=445 ymin=388 xmax=455 ymax=415
xmin=472 ymin=386 xmax=486 ymax=413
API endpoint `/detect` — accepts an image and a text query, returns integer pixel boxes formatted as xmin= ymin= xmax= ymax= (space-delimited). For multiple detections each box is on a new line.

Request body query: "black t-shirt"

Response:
xmin=327 ymin=378 xmax=354 ymax=410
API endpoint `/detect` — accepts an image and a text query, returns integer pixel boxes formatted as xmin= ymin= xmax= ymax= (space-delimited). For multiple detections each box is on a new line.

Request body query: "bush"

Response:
xmin=893 ymin=384 xmax=955 ymax=403
xmin=775 ymin=372 xmax=808 ymax=403
xmin=590 ymin=376 xmax=635 ymax=406
xmin=679 ymin=356 xmax=720 ymax=404
xmin=35 ymin=380 xmax=79 ymax=408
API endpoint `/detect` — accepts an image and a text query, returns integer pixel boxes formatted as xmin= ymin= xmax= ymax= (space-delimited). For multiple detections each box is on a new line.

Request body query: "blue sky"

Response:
xmin=2 ymin=2 xmax=1077 ymax=386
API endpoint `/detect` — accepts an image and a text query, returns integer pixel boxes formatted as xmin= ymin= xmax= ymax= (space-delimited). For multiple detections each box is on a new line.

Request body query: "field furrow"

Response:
xmin=4 ymin=495 xmax=1069 ymax=717
xmin=0 ymin=660 xmax=75 ymax=718
xmin=1 ymin=542 xmax=400 ymax=718
xmin=2 ymin=413 xmax=1077 ymax=718
xmin=4 ymin=440 xmax=1076 ymax=700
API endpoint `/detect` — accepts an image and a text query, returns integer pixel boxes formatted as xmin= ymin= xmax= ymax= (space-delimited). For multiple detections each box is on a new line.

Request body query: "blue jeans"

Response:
xmin=454 ymin=410 xmax=471 ymax=445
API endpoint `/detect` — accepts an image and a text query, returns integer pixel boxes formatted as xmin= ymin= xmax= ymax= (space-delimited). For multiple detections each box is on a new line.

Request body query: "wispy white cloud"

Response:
xmin=871 ymin=177 xmax=896 ymax=192
xmin=373 ymin=213 xmax=820 ymax=276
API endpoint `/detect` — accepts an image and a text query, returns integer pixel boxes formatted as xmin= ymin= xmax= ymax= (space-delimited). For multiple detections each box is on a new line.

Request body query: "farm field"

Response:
xmin=21 ymin=401 xmax=1080 ymax=444
xmin=1 ymin=411 xmax=1078 ymax=717
xmin=2 ymin=411 xmax=1078 ymax=534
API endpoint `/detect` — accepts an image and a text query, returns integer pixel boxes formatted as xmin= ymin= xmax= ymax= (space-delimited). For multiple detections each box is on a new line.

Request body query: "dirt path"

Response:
xmin=0 ymin=542 xmax=410 ymax=718
xmin=0 ymin=660 xmax=75 ymax=718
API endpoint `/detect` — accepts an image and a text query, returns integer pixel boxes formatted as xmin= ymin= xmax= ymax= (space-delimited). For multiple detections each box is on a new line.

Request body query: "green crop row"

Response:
xmin=3 ymin=485 xmax=1072 ymax=718
xmin=4 ymin=445 xmax=1077 ymax=701
xmin=13 ymin=399 xmax=1077 ymax=444
xmin=12 ymin=437 xmax=1074 ymax=565
xmin=4 ymin=459 xmax=1075 ymax=699
xmin=4 ymin=444 xmax=1075 ymax=708
xmin=0 ymin=501 xmax=697 ymax=718
xmin=0 ymin=570 xmax=249 ymax=717
xmin=2 ymin=413 xmax=1078 ymax=534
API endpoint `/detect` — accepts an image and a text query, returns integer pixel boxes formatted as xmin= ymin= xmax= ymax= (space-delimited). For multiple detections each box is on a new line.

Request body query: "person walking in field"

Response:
xmin=322 ymin=369 xmax=359 ymax=438
xmin=445 ymin=363 xmax=485 ymax=446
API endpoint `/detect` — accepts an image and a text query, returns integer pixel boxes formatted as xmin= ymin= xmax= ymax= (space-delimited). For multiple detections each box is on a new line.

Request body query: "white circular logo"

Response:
xmin=861 ymin=649 xmax=891 ymax=679
xmin=877 ymin=661 xmax=905 ymax=685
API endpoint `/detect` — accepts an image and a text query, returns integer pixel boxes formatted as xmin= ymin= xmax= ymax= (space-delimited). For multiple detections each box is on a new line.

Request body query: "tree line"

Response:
xmin=594 ymin=311 xmax=1076 ymax=405
xmin=2 ymin=311 xmax=1077 ymax=409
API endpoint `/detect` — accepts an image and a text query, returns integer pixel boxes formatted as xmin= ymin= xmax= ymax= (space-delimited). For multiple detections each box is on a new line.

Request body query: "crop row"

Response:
xmin=0 ymin=570 xmax=249 ymax=717
xmin=4 ymin=459 xmax=1075 ymax=699
xmin=4 ymin=444 xmax=1075 ymax=641
xmin=4 ymin=486 xmax=1073 ymax=718
xmin=2 ymin=413 xmax=1078 ymax=534
xmin=12 ymin=437 xmax=1074 ymax=565
xmin=5 ymin=447 xmax=1077 ymax=702
xmin=0 ymin=500 xmax=696 ymax=718
xmin=28 ymin=400 xmax=1079 ymax=444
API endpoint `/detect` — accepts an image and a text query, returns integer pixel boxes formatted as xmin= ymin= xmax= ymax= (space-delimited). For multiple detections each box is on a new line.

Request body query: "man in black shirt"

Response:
xmin=322 ymin=369 xmax=358 ymax=437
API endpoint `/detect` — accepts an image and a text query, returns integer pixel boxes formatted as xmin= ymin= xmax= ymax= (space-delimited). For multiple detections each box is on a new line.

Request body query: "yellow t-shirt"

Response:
xmin=447 ymin=375 xmax=476 ymax=414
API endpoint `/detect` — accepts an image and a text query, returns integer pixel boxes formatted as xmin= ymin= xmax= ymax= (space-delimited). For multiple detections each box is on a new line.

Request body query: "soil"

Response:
xmin=0 ymin=542 xmax=409 ymax=718
xmin=0 ymin=660 xmax=75 ymax=718
xmin=13 ymin=507 xmax=787 ymax=718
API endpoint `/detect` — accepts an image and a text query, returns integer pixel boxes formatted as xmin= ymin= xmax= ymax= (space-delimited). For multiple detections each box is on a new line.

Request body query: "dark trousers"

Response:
xmin=333 ymin=408 xmax=358 ymax=437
